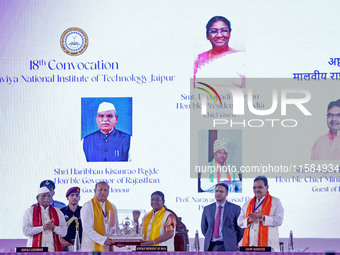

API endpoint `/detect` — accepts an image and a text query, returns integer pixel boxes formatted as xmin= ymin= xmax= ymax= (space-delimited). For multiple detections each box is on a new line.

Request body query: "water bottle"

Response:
xmin=194 ymin=230 xmax=200 ymax=251
xmin=279 ymin=242 xmax=284 ymax=252
xmin=288 ymin=230 xmax=294 ymax=252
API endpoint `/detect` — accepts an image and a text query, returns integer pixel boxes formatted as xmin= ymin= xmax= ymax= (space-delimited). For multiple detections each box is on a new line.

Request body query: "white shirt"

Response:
xmin=22 ymin=205 xmax=67 ymax=251
xmin=237 ymin=195 xmax=284 ymax=252
xmin=80 ymin=200 xmax=118 ymax=251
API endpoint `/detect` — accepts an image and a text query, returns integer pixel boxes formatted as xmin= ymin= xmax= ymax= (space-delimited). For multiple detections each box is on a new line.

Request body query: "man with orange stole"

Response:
xmin=237 ymin=176 xmax=284 ymax=251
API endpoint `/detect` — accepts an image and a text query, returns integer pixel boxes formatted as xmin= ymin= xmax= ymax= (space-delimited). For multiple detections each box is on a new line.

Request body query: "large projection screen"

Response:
xmin=1 ymin=0 xmax=340 ymax=249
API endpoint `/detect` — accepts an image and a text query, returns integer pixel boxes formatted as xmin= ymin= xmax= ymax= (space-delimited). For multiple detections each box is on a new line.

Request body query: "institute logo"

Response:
xmin=60 ymin=27 xmax=88 ymax=56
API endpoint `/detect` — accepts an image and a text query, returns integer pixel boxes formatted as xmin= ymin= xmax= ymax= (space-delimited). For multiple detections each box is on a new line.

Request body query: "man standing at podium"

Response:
xmin=237 ymin=176 xmax=284 ymax=251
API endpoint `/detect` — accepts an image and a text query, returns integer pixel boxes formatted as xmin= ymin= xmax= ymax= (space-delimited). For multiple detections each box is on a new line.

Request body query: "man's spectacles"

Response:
xmin=327 ymin=113 xmax=340 ymax=118
xmin=97 ymin=114 xmax=116 ymax=120
xmin=209 ymin=29 xmax=230 ymax=37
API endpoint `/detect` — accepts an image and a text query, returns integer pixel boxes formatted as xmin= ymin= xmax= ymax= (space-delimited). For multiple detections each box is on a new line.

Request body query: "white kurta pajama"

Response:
xmin=23 ymin=205 xmax=67 ymax=251
xmin=237 ymin=196 xmax=284 ymax=252
xmin=80 ymin=200 xmax=118 ymax=251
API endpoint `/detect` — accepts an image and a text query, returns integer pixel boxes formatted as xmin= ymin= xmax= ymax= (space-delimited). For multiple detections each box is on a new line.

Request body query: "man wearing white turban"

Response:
xmin=83 ymin=102 xmax=131 ymax=162
xmin=23 ymin=187 xmax=67 ymax=251
xmin=199 ymin=138 xmax=239 ymax=192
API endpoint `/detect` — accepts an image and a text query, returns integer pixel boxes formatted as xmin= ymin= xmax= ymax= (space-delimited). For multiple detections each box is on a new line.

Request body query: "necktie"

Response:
xmin=213 ymin=205 xmax=222 ymax=239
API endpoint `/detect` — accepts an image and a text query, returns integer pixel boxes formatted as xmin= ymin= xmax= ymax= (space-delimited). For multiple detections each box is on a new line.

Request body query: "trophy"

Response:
xmin=108 ymin=209 xmax=145 ymax=246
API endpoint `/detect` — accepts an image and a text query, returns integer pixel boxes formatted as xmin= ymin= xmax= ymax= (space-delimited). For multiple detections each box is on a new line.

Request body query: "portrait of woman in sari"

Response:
xmin=194 ymin=16 xmax=245 ymax=88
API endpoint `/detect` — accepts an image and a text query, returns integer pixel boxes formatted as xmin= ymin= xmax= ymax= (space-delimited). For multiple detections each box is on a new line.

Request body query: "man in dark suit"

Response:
xmin=201 ymin=183 xmax=243 ymax=251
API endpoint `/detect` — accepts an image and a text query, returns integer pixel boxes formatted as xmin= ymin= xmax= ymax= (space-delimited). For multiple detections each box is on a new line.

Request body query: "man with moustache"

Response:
xmin=23 ymin=187 xmax=67 ymax=251
xmin=201 ymin=183 xmax=243 ymax=251
xmin=311 ymin=99 xmax=340 ymax=160
xmin=238 ymin=176 xmax=284 ymax=252
xmin=80 ymin=182 xmax=119 ymax=251
xmin=40 ymin=180 xmax=66 ymax=209
xmin=199 ymin=138 xmax=240 ymax=192
xmin=60 ymin=187 xmax=82 ymax=250
xmin=209 ymin=138 xmax=239 ymax=181
xmin=83 ymin=102 xmax=130 ymax=162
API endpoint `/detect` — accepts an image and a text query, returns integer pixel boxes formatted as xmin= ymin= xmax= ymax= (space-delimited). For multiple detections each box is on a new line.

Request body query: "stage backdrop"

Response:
xmin=1 ymin=0 xmax=340 ymax=248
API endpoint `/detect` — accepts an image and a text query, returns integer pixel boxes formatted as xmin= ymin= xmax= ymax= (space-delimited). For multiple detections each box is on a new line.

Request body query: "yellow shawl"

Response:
xmin=91 ymin=196 xmax=114 ymax=251
xmin=142 ymin=206 xmax=166 ymax=246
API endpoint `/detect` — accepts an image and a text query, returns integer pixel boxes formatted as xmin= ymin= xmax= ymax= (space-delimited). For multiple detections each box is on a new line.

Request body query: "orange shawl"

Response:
xmin=242 ymin=192 xmax=272 ymax=247
xmin=32 ymin=204 xmax=62 ymax=251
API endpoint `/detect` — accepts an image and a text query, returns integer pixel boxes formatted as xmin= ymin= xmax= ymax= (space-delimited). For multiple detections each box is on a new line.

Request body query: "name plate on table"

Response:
xmin=15 ymin=247 xmax=48 ymax=252
xmin=136 ymin=246 xmax=167 ymax=251
xmin=240 ymin=246 xmax=271 ymax=252
xmin=110 ymin=238 xmax=144 ymax=245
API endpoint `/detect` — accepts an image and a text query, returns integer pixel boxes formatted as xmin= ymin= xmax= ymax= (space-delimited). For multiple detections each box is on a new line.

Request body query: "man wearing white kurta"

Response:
xmin=23 ymin=187 xmax=67 ymax=251
xmin=80 ymin=182 xmax=119 ymax=251
xmin=237 ymin=176 xmax=284 ymax=252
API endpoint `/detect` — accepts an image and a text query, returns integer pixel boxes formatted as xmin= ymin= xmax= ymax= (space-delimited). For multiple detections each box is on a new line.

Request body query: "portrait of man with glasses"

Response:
xmin=83 ymin=100 xmax=131 ymax=162
xmin=311 ymin=99 xmax=340 ymax=160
